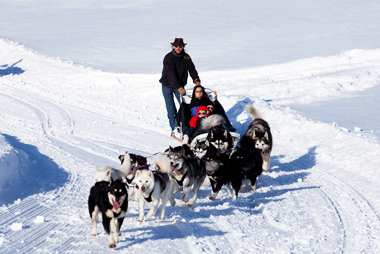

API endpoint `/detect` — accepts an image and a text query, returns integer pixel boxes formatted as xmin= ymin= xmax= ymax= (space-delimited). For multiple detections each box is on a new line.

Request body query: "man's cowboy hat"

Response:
xmin=171 ymin=38 xmax=187 ymax=46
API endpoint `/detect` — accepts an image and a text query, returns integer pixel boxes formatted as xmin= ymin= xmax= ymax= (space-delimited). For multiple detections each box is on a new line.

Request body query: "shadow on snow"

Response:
xmin=0 ymin=134 xmax=69 ymax=206
xmin=0 ymin=60 xmax=25 ymax=77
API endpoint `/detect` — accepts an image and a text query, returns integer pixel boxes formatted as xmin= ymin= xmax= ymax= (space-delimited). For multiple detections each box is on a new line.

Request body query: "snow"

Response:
xmin=1 ymin=0 xmax=380 ymax=253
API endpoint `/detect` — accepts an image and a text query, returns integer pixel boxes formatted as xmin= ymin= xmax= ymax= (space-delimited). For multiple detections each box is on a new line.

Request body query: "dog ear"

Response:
xmin=136 ymin=170 xmax=141 ymax=177
xmin=118 ymin=154 xmax=125 ymax=162
xmin=205 ymin=139 xmax=210 ymax=147
xmin=148 ymin=171 xmax=153 ymax=178
xmin=106 ymin=168 xmax=112 ymax=177
xmin=264 ymin=131 xmax=269 ymax=140
xmin=223 ymin=130 xmax=228 ymax=138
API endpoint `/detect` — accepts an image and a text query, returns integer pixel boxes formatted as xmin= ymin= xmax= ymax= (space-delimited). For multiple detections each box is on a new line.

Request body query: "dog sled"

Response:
xmin=175 ymin=87 xmax=240 ymax=149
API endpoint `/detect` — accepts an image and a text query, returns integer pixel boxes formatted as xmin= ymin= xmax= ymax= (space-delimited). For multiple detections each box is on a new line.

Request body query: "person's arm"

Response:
xmin=187 ymin=55 xmax=200 ymax=85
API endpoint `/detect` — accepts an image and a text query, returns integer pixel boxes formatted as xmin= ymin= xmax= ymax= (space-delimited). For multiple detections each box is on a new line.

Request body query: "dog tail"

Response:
xmin=200 ymin=114 xmax=225 ymax=130
xmin=245 ymin=105 xmax=261 ymax=120
xmin=117 ymin=151 xmax=131 ymax=176
xmin=153 ymin=153 xmax=171 ymax=174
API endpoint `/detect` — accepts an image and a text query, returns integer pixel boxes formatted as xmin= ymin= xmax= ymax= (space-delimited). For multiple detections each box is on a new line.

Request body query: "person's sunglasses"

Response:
xmin=195 ymin=90 xmax=203 ymax=93
xmin=198 ymin=112 xmax=207 ymax=116
xmin=207 ymin=106 xmax=214 ymax=111
xmin=174 ymin=45 xmax=184 ymax=48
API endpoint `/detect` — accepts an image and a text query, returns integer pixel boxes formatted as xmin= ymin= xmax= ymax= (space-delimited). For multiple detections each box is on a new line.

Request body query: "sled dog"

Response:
xmin=166 ymin=145 xmax=207 ymax=206
xmin=88 ymin=179 xmax=128 ymax=248
xmin=134 ymin=154 xmax=175 ymax=222
xmin=244 ymin=105 xmax=273 ymax=171
xmin=118 ymin=152 xmax=147 ymax=201
xmin=232 ymin=135 xmax=263 ymax=192
xmin=202 ymin=115 xmax=233 ymax=154
xmin=202 ymin=145 xmax=242 ymax=200
xmin=94 ymin=151 xmax=132 ymax=183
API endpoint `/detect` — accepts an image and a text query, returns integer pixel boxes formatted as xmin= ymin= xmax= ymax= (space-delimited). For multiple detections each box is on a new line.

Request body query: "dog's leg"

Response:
xmin=181 ymin=186 xmax=191 ymax=205
xmin=250 ymin=177 xmax=257 ymax=191
xmin=116 ymin=217 xmax=124 ymax=236
xmin=188 ymin=178 xmax=204 ymax=207
xmin=129 ymin=185 xmax=135 ymax=197
xmin=262 ymin=154 xmax=270 ymax=171
xmin=146 ymin=198 xmax=159 ymax=220
xmin=133 ymin=188 xmax=140 ymax=202
xmin=137 ymin=197 xmax=145 ymax=222
xmin=110 ymin=217 xmax=119 ymax=243
xmin=90 ymin=206 xmax=99 ymax=236
xmin=102 ymin=216 xmax=116 ymax=248
xmin=225 ymin=183 xmax=233 ymax=198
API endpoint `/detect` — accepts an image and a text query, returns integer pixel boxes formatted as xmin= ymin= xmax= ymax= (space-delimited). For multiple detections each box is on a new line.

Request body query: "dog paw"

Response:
xmin=90 ymin=232 xmax=97 ymax=236
xmin=109 ymin=243 xmax=116 ymax=248
xmin=209 ymin=196 xmax=215 ymax=201
xmin=137 ymin=219 xmax=143 ymax=222
xmin=187 ymin=203 xmax=193 ymax=207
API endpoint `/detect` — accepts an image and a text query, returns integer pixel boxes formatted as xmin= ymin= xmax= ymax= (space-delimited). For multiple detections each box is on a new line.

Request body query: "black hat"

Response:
xmin=171 ymin=38 xmax=187 ymax=46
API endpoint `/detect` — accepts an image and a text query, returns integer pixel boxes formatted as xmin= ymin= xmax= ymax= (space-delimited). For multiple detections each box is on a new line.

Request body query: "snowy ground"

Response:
xmin=1 ymin=1 xmax=380 ymax=253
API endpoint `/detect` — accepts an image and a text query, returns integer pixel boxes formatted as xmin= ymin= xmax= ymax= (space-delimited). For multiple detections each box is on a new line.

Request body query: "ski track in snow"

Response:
xmin=1 ymin=40 xmax=380 ymax=253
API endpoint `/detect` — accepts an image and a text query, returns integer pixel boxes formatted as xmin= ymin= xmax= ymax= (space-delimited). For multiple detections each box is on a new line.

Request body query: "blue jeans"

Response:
xmin=161 ymin=84 xmax=181 ymax=130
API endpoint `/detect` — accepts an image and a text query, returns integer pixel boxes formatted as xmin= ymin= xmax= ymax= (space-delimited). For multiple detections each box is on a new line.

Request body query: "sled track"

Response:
xmin=313 ymin=166 xmax=380 ymax=253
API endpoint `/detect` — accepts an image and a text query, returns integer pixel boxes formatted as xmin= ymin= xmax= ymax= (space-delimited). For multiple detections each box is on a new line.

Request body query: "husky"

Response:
xmin=94 ymin=151 xmax=132 ymax=183
xmin=166 ymin=145 xmax=207 ymax=207
xmin=201 ymin=114 xmax=233 ymax=154
xmin=88 ymin=179 xmax=128 ymax=248
xmin=233 ymin=135 xmax=263 ymax=192
xmin=193 ymin=141 xmax=209 ymax=159
xmin=134 ymin=154 xmax=175 ymax=222
xmin=93 ymin=167 xmax=112 ymax=183
xmin=118 ymin=152 xmax=147 ymax=201
xmin=244 ymin=105 xmax=273 ymax=171
xmin=202 ymin=144 xmax=242 ymax=200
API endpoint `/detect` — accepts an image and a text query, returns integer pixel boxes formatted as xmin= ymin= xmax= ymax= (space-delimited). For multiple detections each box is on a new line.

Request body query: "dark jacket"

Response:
xmin=159 ymin=50 xmax=199 ymax=89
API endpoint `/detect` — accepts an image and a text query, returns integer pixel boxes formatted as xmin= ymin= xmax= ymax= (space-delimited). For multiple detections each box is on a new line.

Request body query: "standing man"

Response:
xmin=159 ymin=38 xmax=201 ymax=137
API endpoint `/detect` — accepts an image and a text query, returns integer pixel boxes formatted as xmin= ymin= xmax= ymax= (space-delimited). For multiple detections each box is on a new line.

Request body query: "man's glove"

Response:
xmin=194 ymin=78 xmax=201 ymax=86
xmin=178 ymin=87 xmax=186 ymax=95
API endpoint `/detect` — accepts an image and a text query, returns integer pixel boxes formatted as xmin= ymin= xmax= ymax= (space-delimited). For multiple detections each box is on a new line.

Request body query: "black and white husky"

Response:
xmin=166 ymin=145 xmax=207 ymax=207
xmin=233 ymin=135 xmax=263 ymax=192
xmin=244 ymin=105 xmax=273 ymax=171
xmin=202 ymin=115 xmax=233 ymax=154
xmin=134 ymin=154 xmax=175 ymax=222
xmin=202 ymin=144 xmax=243 ymax=201
xmin=88 ymin=179 xmax=128 ymax=248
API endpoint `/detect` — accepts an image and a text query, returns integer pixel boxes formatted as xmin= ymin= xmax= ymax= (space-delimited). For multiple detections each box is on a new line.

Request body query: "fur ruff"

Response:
xmin=200 ymin=114 xmax=225 ymax=130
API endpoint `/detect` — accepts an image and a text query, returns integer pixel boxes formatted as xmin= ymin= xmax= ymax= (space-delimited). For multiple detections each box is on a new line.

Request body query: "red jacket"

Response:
xmin=189 ymin=106 xmax=210 ymax=128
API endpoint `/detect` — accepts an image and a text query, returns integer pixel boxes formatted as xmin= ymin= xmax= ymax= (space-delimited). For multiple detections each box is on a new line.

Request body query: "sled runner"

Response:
xmin=175 ymin=87 xmax=240 ymax=150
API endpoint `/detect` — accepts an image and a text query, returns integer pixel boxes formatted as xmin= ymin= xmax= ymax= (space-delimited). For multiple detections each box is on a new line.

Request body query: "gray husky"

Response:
xmin=244 ymin=105 xmax=273 ymax=171
xmin=165 ymin=145 xmax=207 ymax=207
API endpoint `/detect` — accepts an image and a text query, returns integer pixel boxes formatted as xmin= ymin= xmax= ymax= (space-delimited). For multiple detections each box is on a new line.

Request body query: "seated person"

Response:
xmin=183 ymin=106 xmax=210 ymax=144
xmin=189 ymin=85 xmax=213 ymax=117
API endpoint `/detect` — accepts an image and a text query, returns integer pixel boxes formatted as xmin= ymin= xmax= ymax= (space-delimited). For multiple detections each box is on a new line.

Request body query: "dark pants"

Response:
xmin=162 ymin=84 xmax=181 ymax=130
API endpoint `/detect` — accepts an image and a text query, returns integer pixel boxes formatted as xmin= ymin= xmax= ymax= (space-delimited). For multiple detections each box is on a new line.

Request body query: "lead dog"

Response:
xmin=244 ymin=105 xmax=273 ymax=171
xmin=134 ymin=154 xmax=175 ymax=222
xmin=88 ymin=179 xmax=128 ymax=248
xmin=166 ymin=145 xmax=207 ymax=207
